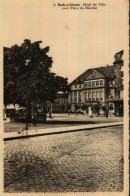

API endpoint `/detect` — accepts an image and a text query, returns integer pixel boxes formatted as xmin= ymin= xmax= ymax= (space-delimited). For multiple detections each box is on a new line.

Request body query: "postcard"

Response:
xmin=0 ymin=0 xmax=129 ymax=195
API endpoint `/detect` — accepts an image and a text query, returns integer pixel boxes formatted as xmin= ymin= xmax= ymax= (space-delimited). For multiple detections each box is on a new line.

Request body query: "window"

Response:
xmin=100 ymin=80 xmax=103 ymax=86
xmin=70 ymin=92 xmax=72 ymax=102
xmin=79 ymin=91 xmax=81 ymax=103
xmin=85 ymin=92 xmax=88 ymax=101
xmin=75 ymin=84 xmax=77 ymax=88
xmin=109 ymin=89 xmax=114 ymax=99
xmin=92 ymin=91 xmax=95 ymax=101
xmin=88 ymin=82 xmax=91 ymax=87
xmin=109 ymin=80 xmax=113 ymax=86
xmin=96 ymin=91 xmax=99 ymax=101
xmin=79 ymin=84 xmax=81 ymax=88
xmin=74 ymin=91 xmax=77 ymax=102
xmin=110 ymin=89 xmax=113 ymax=94
xmin=100 ymin=91 xmax=103 ymax=101
xmin=88 ymin=91 xmax=91 ymax=101
xmin=85 ymin=83 xmax=88 ymax=87
xmin=96 ymin=81 xmax=99 ymax=86
xmin=92 ymin=81 xmax=95 ymax=86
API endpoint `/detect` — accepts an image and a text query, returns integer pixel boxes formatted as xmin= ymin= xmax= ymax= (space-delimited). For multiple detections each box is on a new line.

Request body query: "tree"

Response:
xmin=102 ymin=105 xmax=107 ymax=116
xmin=74 ymin=104 xmax=80 ymax=115
xmin=94 ymin=104 xmax=100 ymax=116
xmin=81 ymin=104 xmax=87 ymax=115
xmin=4 ymin=39 xmax=70 ymax=122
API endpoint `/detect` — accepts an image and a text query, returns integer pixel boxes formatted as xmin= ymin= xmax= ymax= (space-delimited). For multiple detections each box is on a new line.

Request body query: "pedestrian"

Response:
xmin=49 ymin=111 xmax=53 ymax=119
xmin=21 ymin=123 xmax=29 ymax=135
xmin=25 ymin=123 xmax=29 ymax=135
xmin=10 ymin=111 xmax=13 ymax=122
xmin=89 ymin=107 xmax=93 ymax=118
xmin=33 ymin=118 xmax=36 ymax=127
xmin=106 ymin=109 xmax=109 ymax=118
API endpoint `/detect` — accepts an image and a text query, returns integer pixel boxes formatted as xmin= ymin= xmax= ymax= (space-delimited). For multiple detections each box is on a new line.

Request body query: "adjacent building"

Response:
xmin=46 ymin=92 xmax=68 ymax=113
xmin=106 ymin=50 xmax=124 ymax=116
xmin=68 ymin=50 xmax=124 ymax=116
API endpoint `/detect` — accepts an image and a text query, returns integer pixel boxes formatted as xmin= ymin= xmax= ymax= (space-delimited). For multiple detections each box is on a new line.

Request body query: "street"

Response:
xmin=4 ymin=125 xmax=123 ymax=192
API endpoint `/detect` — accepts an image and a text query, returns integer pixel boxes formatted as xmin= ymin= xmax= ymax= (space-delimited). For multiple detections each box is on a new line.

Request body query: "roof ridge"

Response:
xmin=69 ymin=65 xmax=114 ymax=85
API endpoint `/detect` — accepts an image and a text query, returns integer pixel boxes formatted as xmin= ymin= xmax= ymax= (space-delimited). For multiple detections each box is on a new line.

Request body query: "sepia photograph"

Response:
xmin=0 ymin=0 xmax=129 ymax=195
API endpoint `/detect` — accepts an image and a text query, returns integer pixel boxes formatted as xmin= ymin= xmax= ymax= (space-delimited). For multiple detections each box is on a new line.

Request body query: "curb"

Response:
xmin=4 ymin=123 xmax=123 ymax=141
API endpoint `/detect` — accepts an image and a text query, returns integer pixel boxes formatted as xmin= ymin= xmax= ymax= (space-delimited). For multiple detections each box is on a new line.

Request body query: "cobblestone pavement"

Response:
xmin=4 ymin=126 xmax=123 ymax=192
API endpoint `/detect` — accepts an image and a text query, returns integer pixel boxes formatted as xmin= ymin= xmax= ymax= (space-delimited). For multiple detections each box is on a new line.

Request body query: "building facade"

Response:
xmin=106 ymin=50 xmax=124 ymax=116
xmin=68 ymin=50 xmax=124 ymax=116
xmin=46 ymin=92 xmax=68 ymax=113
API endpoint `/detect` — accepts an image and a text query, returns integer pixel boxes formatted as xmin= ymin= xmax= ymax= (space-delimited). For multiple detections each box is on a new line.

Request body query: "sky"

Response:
xmin=0 ymin=0 xmax=128 ymax=83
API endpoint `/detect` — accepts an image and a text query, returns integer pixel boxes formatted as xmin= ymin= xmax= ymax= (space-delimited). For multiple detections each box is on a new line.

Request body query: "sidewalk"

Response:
xmin=4 ymin=115 xmax=123 ymax=123
xmin=4 ymin=121 xmax=123 ymax=141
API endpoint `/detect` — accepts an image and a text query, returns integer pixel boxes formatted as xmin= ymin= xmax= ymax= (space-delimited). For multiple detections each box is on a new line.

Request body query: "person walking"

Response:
xmin=21 ymin=123 xmax=29 ymax=135
xmin=105 ymin=109 xmax=109 ymax=118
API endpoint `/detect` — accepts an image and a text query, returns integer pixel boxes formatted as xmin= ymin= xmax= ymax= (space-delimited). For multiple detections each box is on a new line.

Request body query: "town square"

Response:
xmin=3 ymin=45 xmax=124 ymax=192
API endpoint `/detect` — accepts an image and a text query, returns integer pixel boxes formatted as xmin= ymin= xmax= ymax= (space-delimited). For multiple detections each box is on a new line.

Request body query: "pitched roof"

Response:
xmin=94 ymin=65 xmax=114 ymax=78
xmin=69 ymin=65 xmax=114 ymax=85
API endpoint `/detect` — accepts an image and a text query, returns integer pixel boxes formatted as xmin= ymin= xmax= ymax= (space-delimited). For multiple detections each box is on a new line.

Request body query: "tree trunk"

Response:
xmin=26 ymin=102 xmax=32 ymax=123
xmin=49 ymin=103 xmax=53 ymax=118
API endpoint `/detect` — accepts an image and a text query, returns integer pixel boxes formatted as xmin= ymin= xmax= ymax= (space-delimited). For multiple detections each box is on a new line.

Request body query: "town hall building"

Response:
xmin=68 ymin=50 xmax=124 ymax=116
